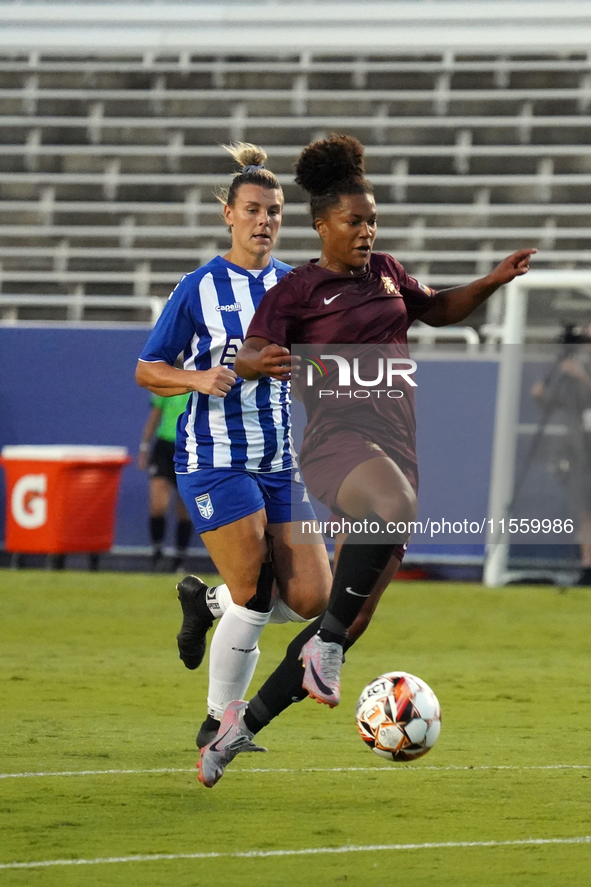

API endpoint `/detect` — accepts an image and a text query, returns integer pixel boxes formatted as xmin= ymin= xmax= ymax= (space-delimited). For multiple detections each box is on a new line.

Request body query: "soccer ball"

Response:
xmin=355 ymin=671 xmax=441 ymax=762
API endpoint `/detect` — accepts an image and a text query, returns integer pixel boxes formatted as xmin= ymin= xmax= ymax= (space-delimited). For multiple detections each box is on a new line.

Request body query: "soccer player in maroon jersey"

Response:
xmin=197 ymin=134 xmax=535 ymax=787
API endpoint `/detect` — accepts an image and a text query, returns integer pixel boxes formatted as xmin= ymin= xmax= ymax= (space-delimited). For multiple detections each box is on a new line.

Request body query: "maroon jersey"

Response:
xmin=246 ymin=252 xmax=437 ymax=466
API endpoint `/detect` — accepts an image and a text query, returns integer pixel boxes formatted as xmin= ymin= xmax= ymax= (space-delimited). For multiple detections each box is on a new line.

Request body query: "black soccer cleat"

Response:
xmin=176 ymin=575 xmax=214 ymax=670
xmin=196 ymin=714 xmax=221 ymax=749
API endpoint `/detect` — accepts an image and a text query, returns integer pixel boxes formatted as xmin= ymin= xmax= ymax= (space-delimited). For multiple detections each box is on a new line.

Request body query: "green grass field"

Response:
xmin=1 ymin=571 xmax=590 ymax=886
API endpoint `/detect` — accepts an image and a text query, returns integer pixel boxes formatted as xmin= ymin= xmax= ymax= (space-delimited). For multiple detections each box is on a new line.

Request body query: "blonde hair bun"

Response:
xmin=222 ymin=142 xmax=267 ymax=172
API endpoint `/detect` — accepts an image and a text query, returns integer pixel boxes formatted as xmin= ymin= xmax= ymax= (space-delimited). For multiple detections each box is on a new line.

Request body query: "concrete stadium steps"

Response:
xmin=1 ymin=50 xmax=591 ymax=326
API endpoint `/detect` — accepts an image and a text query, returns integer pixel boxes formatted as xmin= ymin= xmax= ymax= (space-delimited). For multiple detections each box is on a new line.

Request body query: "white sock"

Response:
xmin=204 ymin=583 xmax=232 ymax=619
xmin=207 ymin=602 xmax=271 ymax=720
xmin=268 ymin=595 xmax=311 ymax=624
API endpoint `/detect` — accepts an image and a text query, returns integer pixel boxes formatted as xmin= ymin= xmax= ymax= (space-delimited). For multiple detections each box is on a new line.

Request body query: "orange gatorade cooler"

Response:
xmin=0 ymin=445 xmax=131 ymax=555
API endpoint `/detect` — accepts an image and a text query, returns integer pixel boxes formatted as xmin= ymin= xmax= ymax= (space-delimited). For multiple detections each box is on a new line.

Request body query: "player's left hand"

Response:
xmin=489 ymin=249 xmax=537 ymax=285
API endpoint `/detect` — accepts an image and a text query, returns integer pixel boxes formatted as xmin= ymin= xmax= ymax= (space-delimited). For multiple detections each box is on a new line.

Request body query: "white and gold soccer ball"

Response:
xmin=355 ymin=671 xmax=441 ymax=761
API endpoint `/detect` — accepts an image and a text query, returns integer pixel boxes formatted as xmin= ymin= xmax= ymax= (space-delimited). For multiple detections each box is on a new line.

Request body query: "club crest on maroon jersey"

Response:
xmin=381 ymin=276 xmax=400 ymax=295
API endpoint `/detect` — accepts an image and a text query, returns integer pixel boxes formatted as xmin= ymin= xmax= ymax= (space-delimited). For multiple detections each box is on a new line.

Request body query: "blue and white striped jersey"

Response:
xmin=139 ymin=255 xmax=293 ymax=474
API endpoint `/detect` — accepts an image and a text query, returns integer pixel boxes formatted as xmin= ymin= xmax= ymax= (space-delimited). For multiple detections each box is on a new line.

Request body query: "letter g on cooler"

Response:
xmin=11 ymin=473 xmax=48 ymax=529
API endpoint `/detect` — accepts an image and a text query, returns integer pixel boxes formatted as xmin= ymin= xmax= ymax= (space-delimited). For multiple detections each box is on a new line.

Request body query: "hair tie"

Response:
xmin=242 ymin=164 xmax=265 ymax=173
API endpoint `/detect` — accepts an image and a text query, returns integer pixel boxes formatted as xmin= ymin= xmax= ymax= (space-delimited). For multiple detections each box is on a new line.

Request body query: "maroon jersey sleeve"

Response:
xmin=245 ymin=271 xmax=304 ymax=348
xmin=384 ymin=255 xmax=438 ymax=325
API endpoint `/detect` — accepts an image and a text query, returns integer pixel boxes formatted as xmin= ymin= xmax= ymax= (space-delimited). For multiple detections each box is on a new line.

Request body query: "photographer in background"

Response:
xmin=532 ymin=322 xmax=591 ymax=585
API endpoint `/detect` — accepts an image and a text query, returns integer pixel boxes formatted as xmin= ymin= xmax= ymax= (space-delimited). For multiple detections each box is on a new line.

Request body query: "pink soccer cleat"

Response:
xmin=300 ymin=634 xmax=343 ymax=708
xmin=197 ymin=700 xmax=267 ymax=788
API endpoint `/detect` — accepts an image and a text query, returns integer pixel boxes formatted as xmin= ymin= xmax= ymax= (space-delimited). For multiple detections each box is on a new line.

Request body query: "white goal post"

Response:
xmin=484 ymin=269 xmax=591 ymax=587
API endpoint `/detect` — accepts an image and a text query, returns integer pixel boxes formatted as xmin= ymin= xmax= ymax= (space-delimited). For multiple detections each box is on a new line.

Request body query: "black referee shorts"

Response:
xmin=148 ymin=438 xmax=177 ymax=485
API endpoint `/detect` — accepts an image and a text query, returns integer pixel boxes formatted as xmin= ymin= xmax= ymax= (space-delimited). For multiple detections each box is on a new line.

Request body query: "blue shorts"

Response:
xmin=176 ymin=467 xmax=317 ymax=535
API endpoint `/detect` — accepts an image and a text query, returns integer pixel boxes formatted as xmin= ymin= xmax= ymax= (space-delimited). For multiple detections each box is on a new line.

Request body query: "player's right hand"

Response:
xmin=195 ymin=366 xmax=237 ymax=397
xmin=257 ymin=344 xmax=293 ymax=380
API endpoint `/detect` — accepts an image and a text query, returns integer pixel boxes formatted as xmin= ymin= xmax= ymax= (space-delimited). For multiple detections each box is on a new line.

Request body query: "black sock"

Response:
xmin=243 ymin=613 xmax=365 ymax=736
xmin=150 ymin=516 xmax=166 ymax=546
xmin=316 ymin=612 xmax=349 ymax=645
xmin=317 ymin=514 xmax=396 ymax=643
xmin=317 ymin=541 xmax=393 ymax=641
xmin=243 ymin=616 xmax=323 ymax=734
xmin=176 ymin=519 xmax=192 ymax=552
xmin=242 ymin=518 xmax=397 ymax=735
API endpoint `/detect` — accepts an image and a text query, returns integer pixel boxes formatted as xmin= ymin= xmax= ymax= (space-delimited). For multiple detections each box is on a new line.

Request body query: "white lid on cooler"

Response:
xmin=1 ymin=445 xmax=129 ymax=461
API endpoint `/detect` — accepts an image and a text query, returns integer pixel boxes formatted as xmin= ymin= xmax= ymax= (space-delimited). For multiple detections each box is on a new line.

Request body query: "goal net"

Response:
xmin=484 ymin=270 xmax=591 ymax=586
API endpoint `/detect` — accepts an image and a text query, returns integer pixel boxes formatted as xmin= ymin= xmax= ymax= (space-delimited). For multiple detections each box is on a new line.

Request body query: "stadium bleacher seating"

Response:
xmin=1 ymin=51 xmax=591 ymax=330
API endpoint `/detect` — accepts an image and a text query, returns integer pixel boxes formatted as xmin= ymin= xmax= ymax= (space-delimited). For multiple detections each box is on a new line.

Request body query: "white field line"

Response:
xmin=1 ymin=836 xmax=590 ymax=870
xmin=0 ymin=763 xmax=589 ymax=780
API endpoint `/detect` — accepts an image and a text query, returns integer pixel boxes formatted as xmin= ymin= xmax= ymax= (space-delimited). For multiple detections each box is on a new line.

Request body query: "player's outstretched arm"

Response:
xmin=135 ymin=359 xmax=236 ymax=397
xmin=419 ymin=248 xmax=537 ymax=327
xmin=235 ymin=337 xmax=293 ymax=381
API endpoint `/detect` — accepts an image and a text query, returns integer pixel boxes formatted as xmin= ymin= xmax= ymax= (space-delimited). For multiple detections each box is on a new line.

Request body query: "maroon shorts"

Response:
xmin=299 ymin=428 xmax=418 ymax=562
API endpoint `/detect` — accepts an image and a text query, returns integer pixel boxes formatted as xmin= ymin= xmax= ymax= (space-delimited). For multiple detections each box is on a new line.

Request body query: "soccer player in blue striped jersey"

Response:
xmin=136 ymin=144 xmax=332 ymax=748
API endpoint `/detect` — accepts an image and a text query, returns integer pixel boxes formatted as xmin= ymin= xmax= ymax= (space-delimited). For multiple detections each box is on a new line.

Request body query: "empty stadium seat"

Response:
xmin=1 ymin=51 xmax=591 ymax=329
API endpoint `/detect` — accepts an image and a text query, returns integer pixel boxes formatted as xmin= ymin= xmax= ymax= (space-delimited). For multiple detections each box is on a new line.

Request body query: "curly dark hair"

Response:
xmin=294 ymin=134 xmax=373 ymax=225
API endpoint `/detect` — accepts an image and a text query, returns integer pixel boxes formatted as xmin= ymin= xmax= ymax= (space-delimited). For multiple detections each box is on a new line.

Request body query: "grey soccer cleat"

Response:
xmin=300 ymin=634 xmax=343 ymax=708
xmin=197 ymin=701 xmax=267 ymax=788
xmin=176 ymin=575 xmax=214 ymax=670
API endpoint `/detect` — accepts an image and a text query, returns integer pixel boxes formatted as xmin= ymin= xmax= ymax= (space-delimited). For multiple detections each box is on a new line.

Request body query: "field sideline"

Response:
xmin=1 ymin=571 xmax=590 ymax=886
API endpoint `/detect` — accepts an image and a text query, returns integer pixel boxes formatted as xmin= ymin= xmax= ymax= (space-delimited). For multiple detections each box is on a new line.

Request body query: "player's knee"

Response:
xmin=294 ymin=597 xmax=325 ymax=620
xmin=291 ymin=584 xmax=330 ymax=620
xmin=375 ymin=487 xmax=416 ymax=529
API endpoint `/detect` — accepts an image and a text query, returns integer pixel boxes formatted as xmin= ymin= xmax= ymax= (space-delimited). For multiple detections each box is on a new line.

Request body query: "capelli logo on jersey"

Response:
xmin=304 ymin=354 xmax=417 ymax=400
xmin=216 ymin=303 xmax=242 ymax=312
